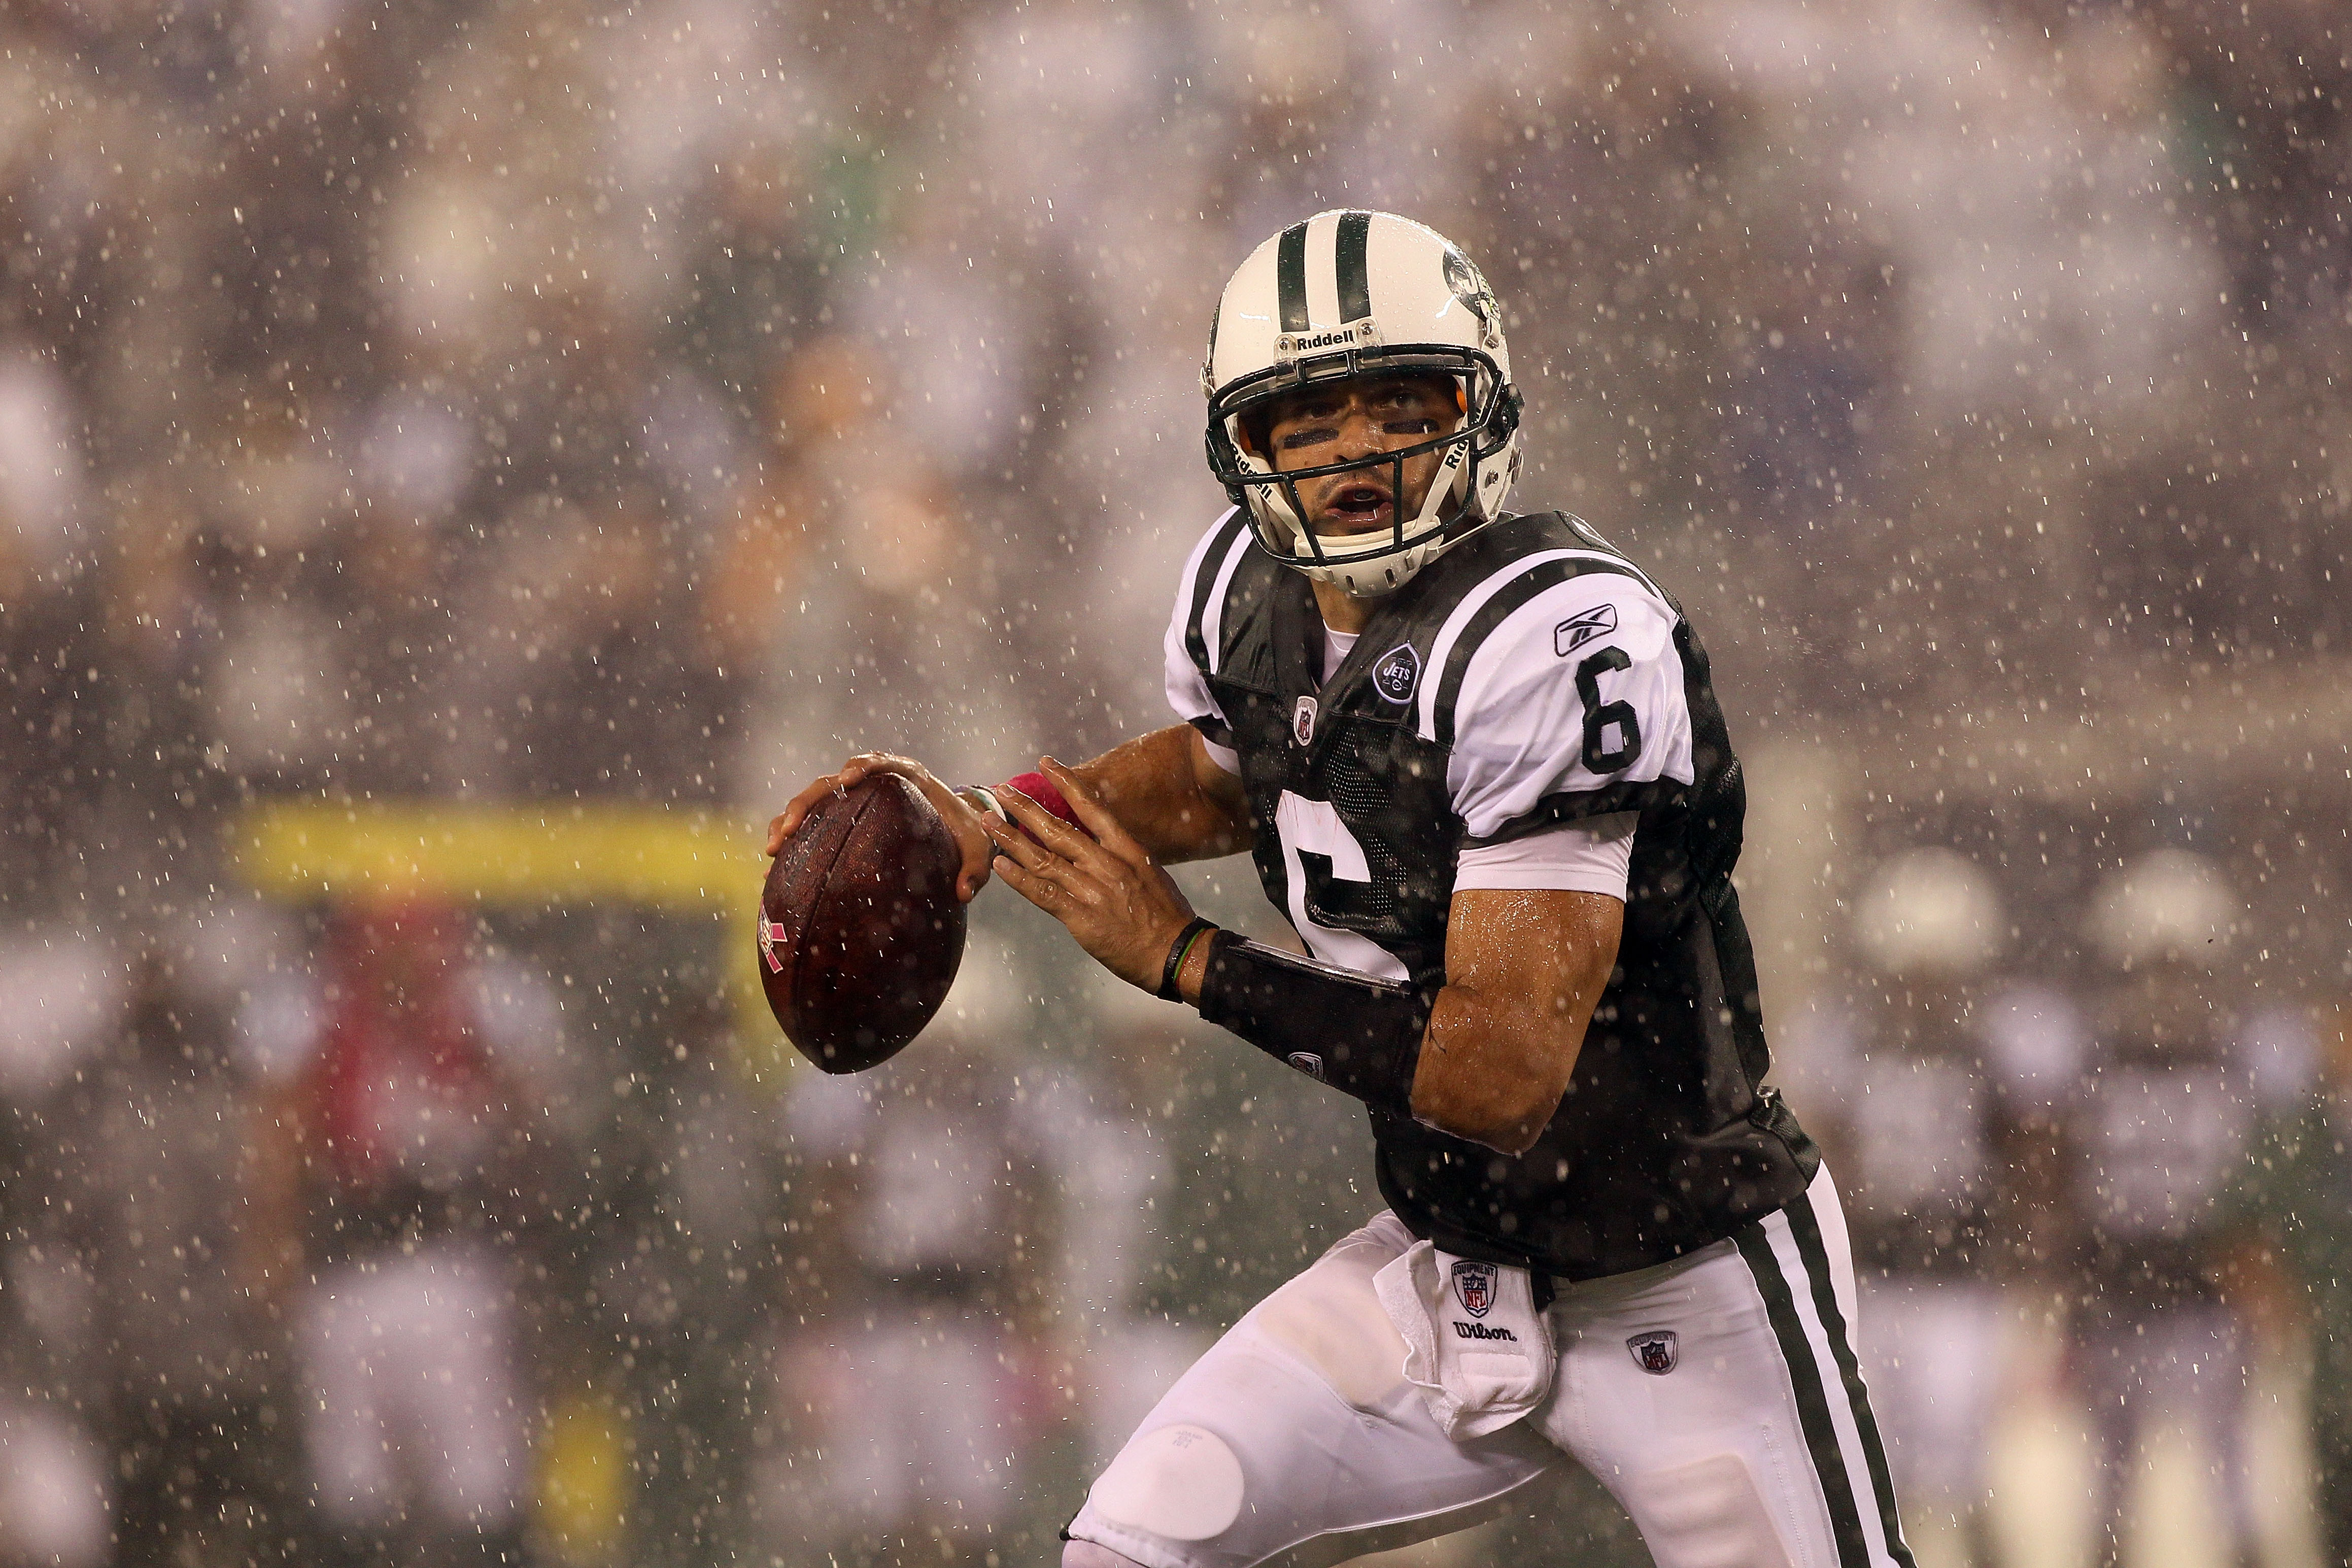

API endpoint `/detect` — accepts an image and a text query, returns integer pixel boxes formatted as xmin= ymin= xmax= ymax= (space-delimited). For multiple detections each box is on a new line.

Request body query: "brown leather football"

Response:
xmin=757 ymin=774 xmax=967 ymax=1073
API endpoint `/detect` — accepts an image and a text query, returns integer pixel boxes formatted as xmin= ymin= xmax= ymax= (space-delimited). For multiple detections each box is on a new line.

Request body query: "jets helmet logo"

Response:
xmin=1627 ymin=1331 xmax=1678 ymax=1375
xmin=1442 ymin=248 xmax=1501 ymax=346
xmin=1450 ymin=1260 xmax=1497 ymax=1319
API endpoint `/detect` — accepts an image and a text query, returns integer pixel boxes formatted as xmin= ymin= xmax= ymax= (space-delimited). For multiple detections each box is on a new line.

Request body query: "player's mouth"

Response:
xmin=1320 ymin=479 xmax=1393 ymax=534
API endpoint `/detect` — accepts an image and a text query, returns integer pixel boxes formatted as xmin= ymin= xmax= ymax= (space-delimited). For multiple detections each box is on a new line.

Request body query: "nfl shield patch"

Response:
xmin=758 ymin=916 xmax=788 ymax=974
xmin=1292 ymin=695 xmax=1318 ymax=746
xmin=1627 ymin=1331 xmax=1678 ymax=1375
xmin=1450 ymin=1260 xmax=1497 ymax=1319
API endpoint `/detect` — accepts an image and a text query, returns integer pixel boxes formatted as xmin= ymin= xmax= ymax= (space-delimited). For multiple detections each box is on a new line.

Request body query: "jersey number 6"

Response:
xmin=1575 ymin=647 xmax=1644 ymax=773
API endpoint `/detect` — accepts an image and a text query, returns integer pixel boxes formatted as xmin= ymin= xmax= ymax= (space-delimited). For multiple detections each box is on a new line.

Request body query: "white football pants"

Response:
xmin=1067 ymin=1164 xmax=1913 ymax=1568
xmin=299 ymin=1243 xmax=524 ymax=1528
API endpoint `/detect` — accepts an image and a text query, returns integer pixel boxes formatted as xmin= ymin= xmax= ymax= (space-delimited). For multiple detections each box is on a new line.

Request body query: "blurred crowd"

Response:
xmin=2 ymin=0 xmax=2348 ymax=1562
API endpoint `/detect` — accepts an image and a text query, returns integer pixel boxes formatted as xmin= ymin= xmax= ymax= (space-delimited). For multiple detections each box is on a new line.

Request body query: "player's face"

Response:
xmin=1258 ymin=373 xmax=1460 ymax=538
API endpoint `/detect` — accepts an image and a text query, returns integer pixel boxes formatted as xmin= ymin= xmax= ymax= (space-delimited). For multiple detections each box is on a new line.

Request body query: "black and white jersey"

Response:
xmin=2063 ymin=984 xmax=2254 ymax=1313
xmin=1165 ymin=508 xmax=1818 ymax=1281
xmin=1798 ymin=998 xmax=2013 ymax=1278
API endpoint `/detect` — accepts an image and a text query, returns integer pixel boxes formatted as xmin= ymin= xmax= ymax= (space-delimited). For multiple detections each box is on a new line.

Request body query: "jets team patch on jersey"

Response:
xmin=1451 ymin=1260 xmax=1497 ymax=1319
xmin=1372 ymin=644 xmax=1421 ymax=702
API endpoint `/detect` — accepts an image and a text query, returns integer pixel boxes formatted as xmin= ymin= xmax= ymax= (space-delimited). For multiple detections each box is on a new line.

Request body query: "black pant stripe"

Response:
xmin=1335 ymin=210 xmax=1373 ymax=324
xmin=1276 ymin=220 xmax=1311 ymax=332
xmin=1733 ymin=1221 xmax=1873 ymax=1568
xmin=1785 ymin=1192 xmax=1918 ymax=1568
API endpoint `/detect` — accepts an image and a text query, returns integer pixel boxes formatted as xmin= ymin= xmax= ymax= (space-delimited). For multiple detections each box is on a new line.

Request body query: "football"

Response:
xmin=757 ymin=774 xmax=967 ymax=1073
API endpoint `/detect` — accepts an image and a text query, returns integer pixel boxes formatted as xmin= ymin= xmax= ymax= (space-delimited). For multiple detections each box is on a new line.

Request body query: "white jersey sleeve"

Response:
xmin=1163 ymin=507 xmax=1251 ymax=774
xmin=1452 ymin=811 xmax=1638 ymax=898
xmin=1429 ymin=563 xmax=1695 ymax=845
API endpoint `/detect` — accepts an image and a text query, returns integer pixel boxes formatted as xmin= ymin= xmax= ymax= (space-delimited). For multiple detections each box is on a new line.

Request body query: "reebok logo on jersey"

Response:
xmin=1627 ymin=1331 xmax=1678 ymax=1374
xmin=1373 ymin=643 xmax=1420 ymax=702
xmin=1451 ymin=1320 xmax=1518 ymax=1342
xmin=1451 ymin=1260 xmax=1497 ymax=1319
xmin=1554 ymin=603 xmax=1618 ymax=657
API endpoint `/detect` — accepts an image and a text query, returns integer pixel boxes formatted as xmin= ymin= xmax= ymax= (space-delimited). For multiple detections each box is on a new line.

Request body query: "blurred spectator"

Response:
xmin=36 ymin=950 xmax=289 ymax=1568
xmin=245 ymin=902 xmax=564 ymax=1568
xmin=2062 ymin=851 xmax=2260 ymax=1568
xmin=0 ymin=932 xmax=122 ymax=1568
xmin=2225 ymin=1000 xmax=2352 ymax=1568
xmin=756 ymin=1007 xmax=1056 ymax=1568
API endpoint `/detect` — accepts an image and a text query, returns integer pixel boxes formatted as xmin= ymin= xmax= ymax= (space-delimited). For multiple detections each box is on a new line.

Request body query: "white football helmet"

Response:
xmin=1853 ymin=847 xmax=2005 ymax=976
xmin=1202 ymin=211 xmax=1523 ymax=595
xmin=2089 ymin=849 xmax=2238 ymax=969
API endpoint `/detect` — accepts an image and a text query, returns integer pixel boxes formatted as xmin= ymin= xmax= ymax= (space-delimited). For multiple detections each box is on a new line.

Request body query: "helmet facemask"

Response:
xmin=1204 ymin=349 xmax=1521 ymax=597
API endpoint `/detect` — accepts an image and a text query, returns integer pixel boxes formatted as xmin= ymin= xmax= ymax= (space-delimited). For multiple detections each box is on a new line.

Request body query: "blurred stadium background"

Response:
xmin=1 ymin=0 xmax=2347 ymax=1564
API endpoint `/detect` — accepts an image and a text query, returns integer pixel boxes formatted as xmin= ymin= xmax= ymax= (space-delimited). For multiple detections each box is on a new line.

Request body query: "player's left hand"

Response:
xmin=982 ymin=757 xmax=1200 ymax=993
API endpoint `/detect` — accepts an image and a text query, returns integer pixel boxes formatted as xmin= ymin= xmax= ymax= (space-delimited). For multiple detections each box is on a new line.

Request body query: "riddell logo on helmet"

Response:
xmin=1278 ymin=322 xmax=1375 ymax=355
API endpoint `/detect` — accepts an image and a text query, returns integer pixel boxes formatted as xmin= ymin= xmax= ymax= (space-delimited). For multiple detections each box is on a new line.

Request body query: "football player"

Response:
xmin=2063 ymin=851 xmax=2259 ymax=1568
xmin=770 ymin=210 xmax=1912 ymax=1568
xmin=1803 ymin=848 xmax=2029 ymax=1565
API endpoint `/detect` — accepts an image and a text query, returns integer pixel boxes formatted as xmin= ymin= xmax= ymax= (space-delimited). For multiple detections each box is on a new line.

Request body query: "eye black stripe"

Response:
xmin=1276 ymin=221 xmax=1310 ymax=333
xmin=1336 ymin=210 xmax=1372 ymax=323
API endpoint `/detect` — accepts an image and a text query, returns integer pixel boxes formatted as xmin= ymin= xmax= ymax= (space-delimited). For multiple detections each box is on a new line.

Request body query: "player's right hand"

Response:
xmin=767 ymin=753 xmax=997 ymax=902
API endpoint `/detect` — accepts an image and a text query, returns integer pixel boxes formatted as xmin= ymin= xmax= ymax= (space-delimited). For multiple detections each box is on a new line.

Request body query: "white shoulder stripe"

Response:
xmin=1200 ymin=510 xmax=1253 ymax=676
xmin=1415 ymin=548 xmax=1673 ymax=741
xmin=1174 ymin=505 xmax=1237 ymax=619
xmin=1417 ymin=549 xmax=1578 ymax=739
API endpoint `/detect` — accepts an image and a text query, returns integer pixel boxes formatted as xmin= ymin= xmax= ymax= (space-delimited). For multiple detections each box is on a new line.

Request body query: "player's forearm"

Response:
xmin=1409 ymin=889 xmax=1620 ymax=1153
xmin=1070 ymin=725 xmax=1251 ymax=864
xmin=1410 ymin=987 xmax=1586 ymax=1156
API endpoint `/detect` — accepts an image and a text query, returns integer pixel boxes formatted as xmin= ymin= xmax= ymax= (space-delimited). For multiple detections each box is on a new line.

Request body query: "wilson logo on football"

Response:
xmin=1554 ymin=603 xmax=1618 ymax=657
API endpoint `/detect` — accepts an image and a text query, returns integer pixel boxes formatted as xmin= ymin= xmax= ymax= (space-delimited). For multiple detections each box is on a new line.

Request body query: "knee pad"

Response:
xmin=1086 ymin=1424 xmax=1246 ymax=1543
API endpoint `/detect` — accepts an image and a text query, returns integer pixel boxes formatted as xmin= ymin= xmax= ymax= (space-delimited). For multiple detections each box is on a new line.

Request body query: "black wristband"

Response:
xmin=1195 ymin=931 xmax=1430 ymax=1117
xmin=1157 ymin=917 xmax=1217 ymax=1002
